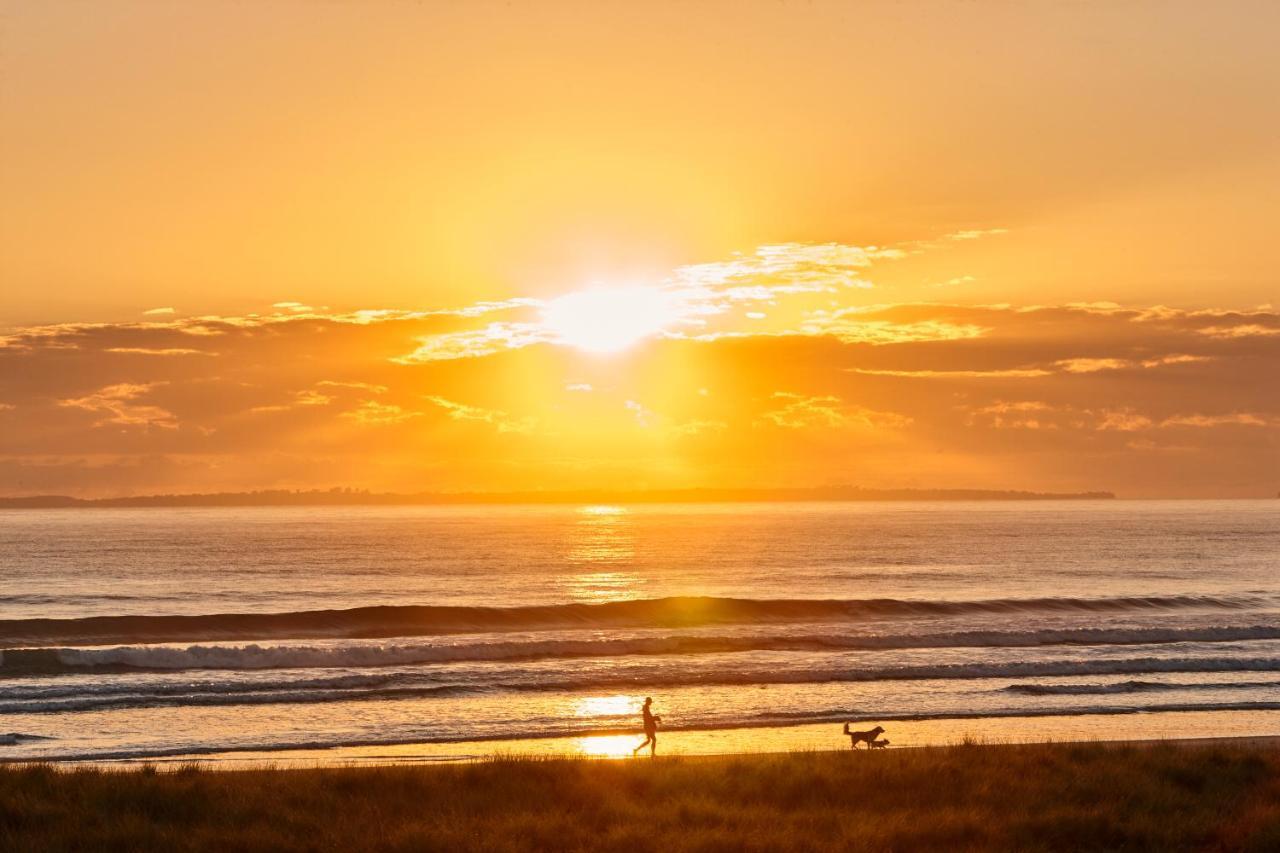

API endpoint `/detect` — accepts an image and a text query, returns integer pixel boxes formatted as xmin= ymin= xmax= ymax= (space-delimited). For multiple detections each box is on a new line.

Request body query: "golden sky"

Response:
xmin=1 ymin=1 xmax=1277 ymax=497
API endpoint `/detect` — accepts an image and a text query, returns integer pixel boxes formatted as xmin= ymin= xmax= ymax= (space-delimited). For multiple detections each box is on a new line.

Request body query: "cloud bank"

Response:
xmin=1 ymin=241 xmax=1276 ymax=498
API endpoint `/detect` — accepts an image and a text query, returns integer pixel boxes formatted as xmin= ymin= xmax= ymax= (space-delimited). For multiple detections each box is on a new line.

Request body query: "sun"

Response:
xmin=541 ymin=285 xmax=676 ymax=353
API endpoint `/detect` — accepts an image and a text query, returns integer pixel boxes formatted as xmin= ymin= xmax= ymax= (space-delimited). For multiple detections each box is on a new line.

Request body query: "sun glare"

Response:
xmin=542 ymin=286 xmax=675 ymax=353
xmin=573 ymin=695 xmax=637 ymax=717
xmin=574 ymin=734 xmax=640 ymax=758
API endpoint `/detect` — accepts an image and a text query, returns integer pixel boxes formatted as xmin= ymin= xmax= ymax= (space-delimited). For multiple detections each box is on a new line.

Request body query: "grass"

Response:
xmin=3 ymin=741 xmax=1280 ymax=851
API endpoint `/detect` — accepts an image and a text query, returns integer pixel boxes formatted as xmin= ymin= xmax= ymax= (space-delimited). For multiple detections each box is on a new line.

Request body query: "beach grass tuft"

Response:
xmin=3 ymin=741 xmax=1280 ymax=851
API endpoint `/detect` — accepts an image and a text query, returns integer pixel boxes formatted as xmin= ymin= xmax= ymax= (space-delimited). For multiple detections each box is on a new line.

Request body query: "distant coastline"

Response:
xmin=0 ymin=486 xmax=1115 ymax=509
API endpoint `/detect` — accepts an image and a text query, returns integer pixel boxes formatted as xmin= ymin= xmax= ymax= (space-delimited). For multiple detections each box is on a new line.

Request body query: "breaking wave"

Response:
xmin=1 ymin=593 xmax=1268 ymax=647
xmin=7 ymin=622 xmax=1280 ymax=676
xmin=0 ymin=732 xmax=55 ymax=746
xmin=8 ymin=657 xmax=1280 ymax=714
xmin=1003 ymin=679 xmax=1280 ymax=696
xmin=6 ymin=623 xmax=1280 ymax=676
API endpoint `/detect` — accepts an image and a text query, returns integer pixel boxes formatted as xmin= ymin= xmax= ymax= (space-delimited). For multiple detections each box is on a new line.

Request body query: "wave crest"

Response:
xmin=2 ymin=593 xmax=1265 ymax=647
xmin=6 ymin=624 xmax=1280 ymax=676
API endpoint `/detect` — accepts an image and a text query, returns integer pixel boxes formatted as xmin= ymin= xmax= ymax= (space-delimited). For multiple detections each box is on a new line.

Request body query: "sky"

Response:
xmin=1 ymin=0 xmax=1277 ymax=498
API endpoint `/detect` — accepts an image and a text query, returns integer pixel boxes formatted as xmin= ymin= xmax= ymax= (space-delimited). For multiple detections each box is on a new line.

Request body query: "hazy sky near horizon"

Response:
xmin=1 ymin=1 xmax=1277 ymax=497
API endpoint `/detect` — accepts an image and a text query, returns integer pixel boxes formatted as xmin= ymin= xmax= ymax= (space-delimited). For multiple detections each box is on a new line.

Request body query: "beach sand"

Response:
xmin=69 ymin=707 xmax=1280 ymax=770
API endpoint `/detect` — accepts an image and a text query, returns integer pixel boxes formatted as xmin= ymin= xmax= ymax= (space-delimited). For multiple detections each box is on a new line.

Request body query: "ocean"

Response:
xmin=2 ymin=500 xmax=1278 ymax=763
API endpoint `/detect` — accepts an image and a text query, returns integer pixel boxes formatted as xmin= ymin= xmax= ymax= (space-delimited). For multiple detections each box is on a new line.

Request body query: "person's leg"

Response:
xmin=649 ymin=733 xmax=657 ymax=756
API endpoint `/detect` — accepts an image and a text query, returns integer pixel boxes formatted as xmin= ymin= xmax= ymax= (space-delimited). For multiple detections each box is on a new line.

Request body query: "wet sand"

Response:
xmin=61 ymin=707 xmax=1280 ymax=770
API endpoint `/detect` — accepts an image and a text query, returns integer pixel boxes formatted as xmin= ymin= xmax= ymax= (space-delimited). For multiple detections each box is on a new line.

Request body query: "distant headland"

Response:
xmin=0 ymin=486 xmax=1116 ymax=508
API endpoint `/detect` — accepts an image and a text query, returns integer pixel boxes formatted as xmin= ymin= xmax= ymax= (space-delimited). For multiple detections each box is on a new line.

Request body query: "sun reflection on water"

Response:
xmin=573 ymin=694 xmax=638 ymax=717
xmin=568 ymin=506 xmax=634 ymax=565
xmin=561 ymin=506 xmax=644 ymax=601
xmin=579 ymin=505 xmax=627 ymax=517
xmin=569 ymin=695 xmax=643 ymax=757
xmin=573 ymin=734 xmax=641 ymax=759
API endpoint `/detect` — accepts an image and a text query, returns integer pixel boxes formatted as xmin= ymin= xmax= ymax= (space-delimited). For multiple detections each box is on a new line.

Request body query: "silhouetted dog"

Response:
xmin=843 ymin=723 xmax=885 ymax=749
xmin=869 ymin=739 xmax=890 ymax=749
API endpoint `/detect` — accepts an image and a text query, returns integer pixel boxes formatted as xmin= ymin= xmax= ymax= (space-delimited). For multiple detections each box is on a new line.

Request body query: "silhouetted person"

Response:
xmin=633 ymin=697 xmax=662 ymax=756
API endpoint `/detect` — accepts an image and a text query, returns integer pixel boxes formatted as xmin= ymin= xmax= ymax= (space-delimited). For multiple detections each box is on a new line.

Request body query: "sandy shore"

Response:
xmin=51 ymin=707 xmax=1280 ymax=770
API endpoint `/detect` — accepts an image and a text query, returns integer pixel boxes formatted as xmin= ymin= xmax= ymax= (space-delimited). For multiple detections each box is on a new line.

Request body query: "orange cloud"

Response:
xmin=104 ymin=347 xmax=212 ymax=357
xmin=59 ymin=384 xmax=178 ymax=430
xmin=341 ymin=401 xmax=420 ymax=426
xmin=759 ymin=393 xmax=910 ymax=431
xmin=1160 ymin=413 xmax=1272 ymax=428
xmin=425 ymin=396 xmax=536 ymax=433
xmin=0 ymin=294 xmax=1275 ymax=498
xmin=858 ymin=367 xmax=1051 ymax=378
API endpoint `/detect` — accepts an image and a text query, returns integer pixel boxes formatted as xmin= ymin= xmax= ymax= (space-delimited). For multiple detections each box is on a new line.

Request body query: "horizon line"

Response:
xmin=2 ymin=485 xmax=1129 ymax=509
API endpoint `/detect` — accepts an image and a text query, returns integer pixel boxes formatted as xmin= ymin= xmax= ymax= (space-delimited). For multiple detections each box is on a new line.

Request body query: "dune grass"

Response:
xmin=3 ymin=741 xmax=1280 ymax=851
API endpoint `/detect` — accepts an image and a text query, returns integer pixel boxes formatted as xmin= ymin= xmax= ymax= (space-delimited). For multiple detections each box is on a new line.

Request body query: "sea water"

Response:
xmin=1 ymin=501 xmax=1277 ymax=762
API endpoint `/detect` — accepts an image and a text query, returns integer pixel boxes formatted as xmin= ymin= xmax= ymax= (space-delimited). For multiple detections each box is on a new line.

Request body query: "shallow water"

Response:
xmin=2 ymin=500 xmax=1277 ymax=762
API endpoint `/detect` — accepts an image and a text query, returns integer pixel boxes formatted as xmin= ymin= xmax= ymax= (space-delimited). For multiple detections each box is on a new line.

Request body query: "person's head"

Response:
xmin=644 ymin=697 xmax=652 ymax=706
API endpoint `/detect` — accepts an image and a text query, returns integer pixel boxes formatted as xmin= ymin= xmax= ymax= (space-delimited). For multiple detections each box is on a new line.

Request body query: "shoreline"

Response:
xmin=54 ymin=734 xmax=1280 ymax=775
xmin=19 ymin=707 xmax=1280 ymax=770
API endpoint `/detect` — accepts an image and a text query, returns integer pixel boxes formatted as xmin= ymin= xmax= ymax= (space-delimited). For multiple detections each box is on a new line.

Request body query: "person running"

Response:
xmin=632 ymin=697 xmax=662 ymax=757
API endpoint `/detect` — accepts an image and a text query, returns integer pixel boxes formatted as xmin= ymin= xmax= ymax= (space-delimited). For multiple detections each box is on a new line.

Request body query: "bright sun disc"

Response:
xmin=542 ymin=286 xmax=675 ymax=353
